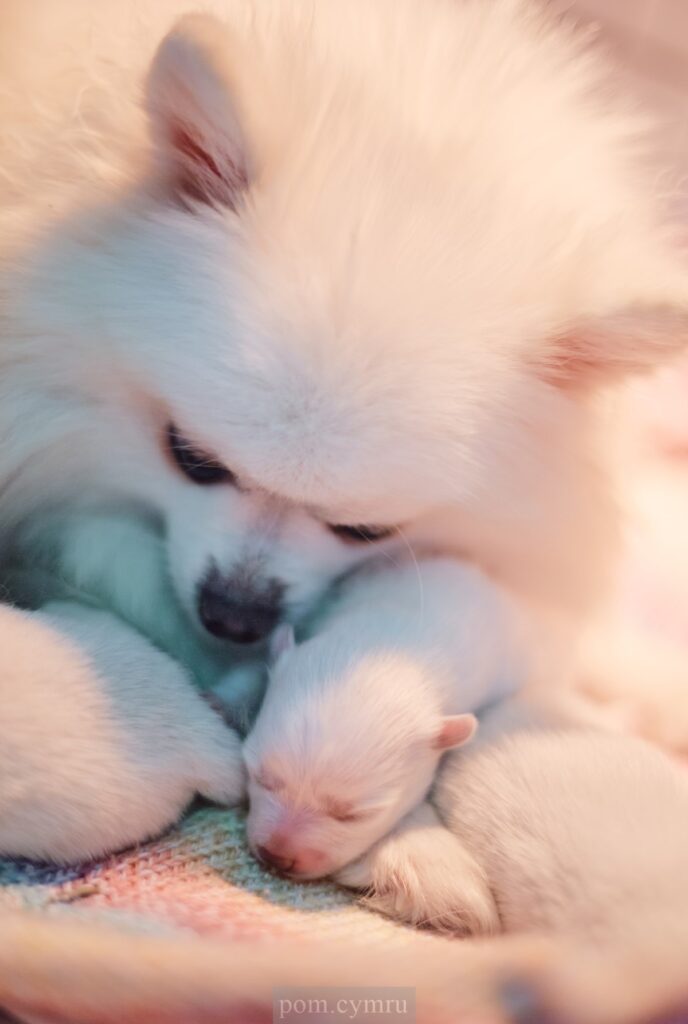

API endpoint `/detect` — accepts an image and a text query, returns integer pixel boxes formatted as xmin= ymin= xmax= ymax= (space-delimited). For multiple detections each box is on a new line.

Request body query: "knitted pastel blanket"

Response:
xmin=0 ymin=806 xmax=518 ymax=1024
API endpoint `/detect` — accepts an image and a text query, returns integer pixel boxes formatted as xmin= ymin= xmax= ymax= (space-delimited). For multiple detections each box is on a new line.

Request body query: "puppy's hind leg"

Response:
xmin=335 ymin=801 xmax=499 ymax=936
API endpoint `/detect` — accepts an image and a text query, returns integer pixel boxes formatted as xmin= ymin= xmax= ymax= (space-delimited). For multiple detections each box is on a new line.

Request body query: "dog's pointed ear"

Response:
xmin=432 ymin=713 xmax=478 ymax=751
xmin=145 ymin=14 xmax=250 ymax=209
xmin=542 ymin=249 xmax=688 ymax=388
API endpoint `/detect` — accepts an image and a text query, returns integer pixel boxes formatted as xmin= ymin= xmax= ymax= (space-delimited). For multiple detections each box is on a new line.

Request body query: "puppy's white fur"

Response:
xmin=1 ymin=0 xmax=687 ymax=860
xmin=343 ymin=699 xmax=688 ymax=1021
xmin=244 ymin=556 xmax=520 ymax=880
xmin=247 ymin=605 xmax=688 ymax=1019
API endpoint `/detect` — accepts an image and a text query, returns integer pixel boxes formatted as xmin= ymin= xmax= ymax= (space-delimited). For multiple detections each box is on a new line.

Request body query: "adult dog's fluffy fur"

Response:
xmin=0 ymin=0 xmax=687 ymax=869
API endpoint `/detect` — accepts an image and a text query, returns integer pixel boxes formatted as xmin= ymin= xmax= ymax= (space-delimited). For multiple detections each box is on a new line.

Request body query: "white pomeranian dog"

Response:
xmin=1 ymin=0 xmax=687 ymax=861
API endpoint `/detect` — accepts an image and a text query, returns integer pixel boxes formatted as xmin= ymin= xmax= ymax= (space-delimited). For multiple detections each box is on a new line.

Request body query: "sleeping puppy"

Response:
xmin=350 ymin=699 xmax=688 ymax=1024
xmin=243 ymin=556 xmax=520 ymax=920
xmin=246 ymin=639 xmax=688 ymax=1023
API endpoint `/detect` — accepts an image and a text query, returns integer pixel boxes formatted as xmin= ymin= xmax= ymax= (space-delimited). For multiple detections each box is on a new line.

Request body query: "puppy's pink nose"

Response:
xmin=255 ymin=844 xmax=295 ymax=875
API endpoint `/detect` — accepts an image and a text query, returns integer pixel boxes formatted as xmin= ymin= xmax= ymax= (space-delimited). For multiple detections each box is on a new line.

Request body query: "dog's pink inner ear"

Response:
xmin=145 ymin=14 xmax=250 ymax=209
xmin=543 ymin=305 xmax=688 ymax=389
xmin=433 ymin=713 xmax=478 ymax=751
xmin=165 ymin=118 xmax=248 ymax=208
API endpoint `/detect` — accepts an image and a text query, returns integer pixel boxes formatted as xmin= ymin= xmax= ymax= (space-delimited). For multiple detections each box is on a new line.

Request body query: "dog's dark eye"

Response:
xmin=166 ymin=423 xmax=236 ymax=486
xmin=328 ymin=523 xmax=395 ymax=544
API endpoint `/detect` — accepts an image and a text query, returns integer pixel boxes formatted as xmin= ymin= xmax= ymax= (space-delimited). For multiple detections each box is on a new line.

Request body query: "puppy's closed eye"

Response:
xmin=331 ymin=809 xmax=367 ymax=824
xmin=252 ymin=770 xmax=284 ymax=793
xmin=324 ymin=798 xmax=369 ymax=823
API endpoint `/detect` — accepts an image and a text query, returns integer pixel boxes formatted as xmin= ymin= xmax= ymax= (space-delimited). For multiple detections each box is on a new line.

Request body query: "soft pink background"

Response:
xmin=557 ymin=0 xmax=688 ymax=216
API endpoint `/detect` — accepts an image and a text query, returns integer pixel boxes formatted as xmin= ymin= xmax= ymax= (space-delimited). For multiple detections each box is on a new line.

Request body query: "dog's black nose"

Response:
xmin=255 ymin=845 xmax=295 ymax=875
xmin=198 ymin=575 xmax=282 ymax=644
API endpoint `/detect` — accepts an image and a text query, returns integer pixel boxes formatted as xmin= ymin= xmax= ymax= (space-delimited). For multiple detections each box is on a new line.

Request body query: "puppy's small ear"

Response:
xmin=433 ymin=713 xmax=478 ymax=751
xmin=145 ymin=14 xmax=250 ymax=209
xmin=269 ymin=625 xmax=296 ymax=667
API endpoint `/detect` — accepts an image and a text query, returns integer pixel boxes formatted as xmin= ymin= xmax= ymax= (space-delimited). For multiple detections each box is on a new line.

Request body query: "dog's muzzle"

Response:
xmin=198 ymin=570 xmax=284 ymax=644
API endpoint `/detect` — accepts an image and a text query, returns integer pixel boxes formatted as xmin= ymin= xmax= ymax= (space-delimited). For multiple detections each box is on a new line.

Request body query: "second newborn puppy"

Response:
xmin=351 ymin=701 xmax=688 ymax=1023
xmin=246 ymin=624 xmax=688 ymax=1020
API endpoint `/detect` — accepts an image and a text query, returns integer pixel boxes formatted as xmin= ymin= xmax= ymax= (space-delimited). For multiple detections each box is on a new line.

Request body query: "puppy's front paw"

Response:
xmin=336 ymin=803 xmax=498 ymax=936
xmin=190 ymin=706 xmax=247 ymax=806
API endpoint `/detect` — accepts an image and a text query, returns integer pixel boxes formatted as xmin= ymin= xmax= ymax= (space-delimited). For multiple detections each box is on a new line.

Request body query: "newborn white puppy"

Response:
xmin=249 ymin=632 xmax=688 ymax=1021
xmin=245 ymin=633 xmax=477 ymax=880
xmin=346 ymin=699 xmax=688 ymax=1022
xmin=244 ymin=557 xmax=522 ymax=881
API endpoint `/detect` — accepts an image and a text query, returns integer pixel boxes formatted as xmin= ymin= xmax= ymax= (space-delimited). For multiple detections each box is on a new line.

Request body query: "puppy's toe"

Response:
xmin=192 ymin=715 xmax=247 ymax=806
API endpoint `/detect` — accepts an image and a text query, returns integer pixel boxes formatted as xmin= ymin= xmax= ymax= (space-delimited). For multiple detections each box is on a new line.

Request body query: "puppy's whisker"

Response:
xmin=372 ymin=543 xmax=406 ymax=572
